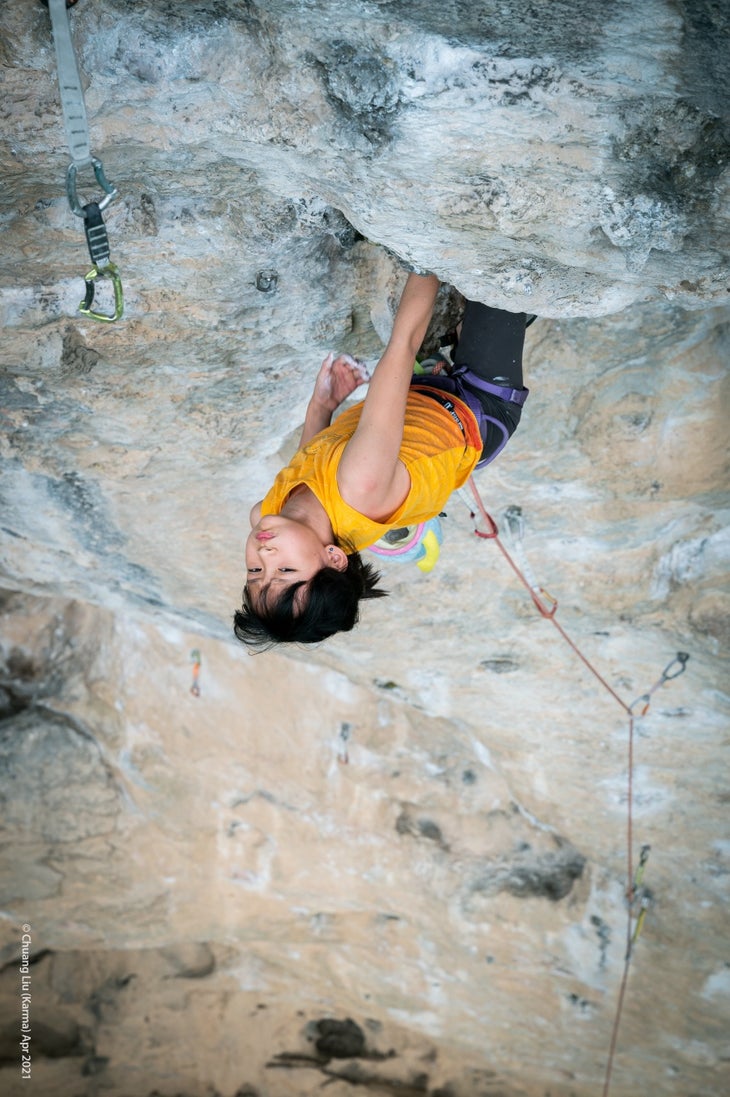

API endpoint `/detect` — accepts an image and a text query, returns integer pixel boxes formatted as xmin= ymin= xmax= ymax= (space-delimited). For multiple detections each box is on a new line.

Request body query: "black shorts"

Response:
xmin=454 ymin=300 xmax=528 ymax=459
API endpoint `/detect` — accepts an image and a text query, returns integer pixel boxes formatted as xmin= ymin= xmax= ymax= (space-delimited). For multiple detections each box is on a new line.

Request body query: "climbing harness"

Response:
xmin=460 ymin=477 xmax=689 ymax=1097
xmin=411 ymin=366 xmax=528 ymax=469
xmin=47 ymin=0 xmax=124 ymax=321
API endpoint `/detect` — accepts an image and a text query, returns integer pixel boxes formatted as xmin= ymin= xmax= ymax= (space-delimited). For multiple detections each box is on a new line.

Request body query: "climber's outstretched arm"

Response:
xmin=337 ymin=272 xmax=439 ymax=519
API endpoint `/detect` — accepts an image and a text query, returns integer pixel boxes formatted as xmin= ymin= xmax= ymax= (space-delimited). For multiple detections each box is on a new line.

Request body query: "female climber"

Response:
xmin=234 ymin=271 xmax=530 ymax=650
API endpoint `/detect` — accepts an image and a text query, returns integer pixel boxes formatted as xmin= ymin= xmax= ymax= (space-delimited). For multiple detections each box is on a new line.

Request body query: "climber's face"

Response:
xmin=244 ymin=515 xmax=346 ymax=609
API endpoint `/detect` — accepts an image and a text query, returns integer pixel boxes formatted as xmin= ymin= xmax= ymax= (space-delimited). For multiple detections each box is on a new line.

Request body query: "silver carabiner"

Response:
xmin=66 ymin=157 xmax=117 ymax=217
xmin=660 ymin=652 xmax=690 ymax=682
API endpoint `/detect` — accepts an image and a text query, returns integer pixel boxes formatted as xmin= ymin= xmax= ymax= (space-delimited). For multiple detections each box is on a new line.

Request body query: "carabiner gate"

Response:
xmin=67 ymin=157 xmax=117 ymax=218
xmin=79 ymin=262 xmax=124 ymax=322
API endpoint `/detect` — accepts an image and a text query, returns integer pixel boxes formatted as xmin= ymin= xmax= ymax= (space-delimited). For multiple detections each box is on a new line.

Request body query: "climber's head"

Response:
xmin=234 ymin=516 xmax=386 ymax=650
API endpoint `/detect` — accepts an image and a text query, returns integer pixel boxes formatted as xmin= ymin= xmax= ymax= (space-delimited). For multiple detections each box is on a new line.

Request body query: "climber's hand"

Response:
xmin=311 ymin=352 xmax=370 ymax=414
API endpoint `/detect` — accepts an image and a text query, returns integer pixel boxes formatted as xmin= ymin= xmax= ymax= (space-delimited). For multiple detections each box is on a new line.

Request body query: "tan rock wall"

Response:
xmin=0 ymin=1 xmax=728 ymax=1095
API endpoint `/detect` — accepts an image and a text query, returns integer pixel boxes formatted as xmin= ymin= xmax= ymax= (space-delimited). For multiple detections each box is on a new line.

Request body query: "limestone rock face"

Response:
xmin=0 ymin=2 xmax=728 ymax=1096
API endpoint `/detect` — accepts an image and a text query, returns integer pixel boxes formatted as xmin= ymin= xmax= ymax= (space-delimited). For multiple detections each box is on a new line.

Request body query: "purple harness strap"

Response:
xmin=455 ymin=366 xmax=529 ymax=407
xmin=412 ymin=366 xmax=529 ymax=468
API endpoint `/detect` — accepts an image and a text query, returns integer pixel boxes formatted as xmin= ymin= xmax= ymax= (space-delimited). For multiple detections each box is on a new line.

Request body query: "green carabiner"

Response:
xmin=78 ymin=262 xmax=124 ymax=322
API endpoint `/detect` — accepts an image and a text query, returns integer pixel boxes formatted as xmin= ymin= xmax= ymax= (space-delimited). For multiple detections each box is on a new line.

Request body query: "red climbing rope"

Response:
xmin=467 ymin=478 xmax=632 ymax=713
xmin=464 ymin=476 xmax=688 ymax=1096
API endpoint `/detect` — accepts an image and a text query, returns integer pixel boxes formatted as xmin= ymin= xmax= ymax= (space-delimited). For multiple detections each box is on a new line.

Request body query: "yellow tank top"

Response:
xmin=260 ymin=388 xmax=481 ymax=550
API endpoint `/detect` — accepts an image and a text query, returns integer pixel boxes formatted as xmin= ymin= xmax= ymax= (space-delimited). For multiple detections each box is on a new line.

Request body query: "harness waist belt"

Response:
xmin=453 ymin=366 xmax=529 ymax=406
xmin=416 ymin=389 xmax=466 ymax=435
xmin=412 ymin=369 xmax=528 ymax=469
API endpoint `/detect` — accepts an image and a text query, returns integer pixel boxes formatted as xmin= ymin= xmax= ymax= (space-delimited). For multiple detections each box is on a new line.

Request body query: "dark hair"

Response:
xmin=233 ymin=549 xmax=388 ymax=652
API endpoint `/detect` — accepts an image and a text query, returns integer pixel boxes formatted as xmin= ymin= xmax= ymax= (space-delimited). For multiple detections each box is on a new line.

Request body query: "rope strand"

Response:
xmin=463 ymin=476 xmax=688 ymax=1095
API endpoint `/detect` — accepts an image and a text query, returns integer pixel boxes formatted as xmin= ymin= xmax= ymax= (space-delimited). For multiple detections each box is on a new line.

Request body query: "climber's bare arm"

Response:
xmin=337 ymin=272 xmax=439 ymax=518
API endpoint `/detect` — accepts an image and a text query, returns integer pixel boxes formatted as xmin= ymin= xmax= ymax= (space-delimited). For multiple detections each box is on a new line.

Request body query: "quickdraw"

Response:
xmin=630 ymin=652 xmax=690 ymax=716
xmin=628 ymin=844 xmax=652 ymax=953
xmin=47 ymin=0 xmax=124 ymax=321
xmin=190 ymin=649 xmax=202 ymax=697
